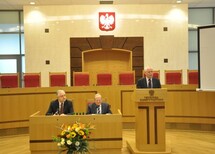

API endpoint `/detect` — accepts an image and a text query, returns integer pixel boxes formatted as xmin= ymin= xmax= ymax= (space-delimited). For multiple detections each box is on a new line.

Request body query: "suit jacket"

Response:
xmin=136 ymin=77 xmax=161 ymax=88
xmin=86 ymin=102 xmax=112 ymax=114
xmin=46 ymin=99 xmax=74 ymax=115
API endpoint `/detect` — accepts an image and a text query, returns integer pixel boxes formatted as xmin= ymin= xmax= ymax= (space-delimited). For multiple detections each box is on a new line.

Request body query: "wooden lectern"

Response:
xmin=29 ymin=111 xmax=122 ymax=154
xmin=127 ymin=88 xmax=171 ymax=154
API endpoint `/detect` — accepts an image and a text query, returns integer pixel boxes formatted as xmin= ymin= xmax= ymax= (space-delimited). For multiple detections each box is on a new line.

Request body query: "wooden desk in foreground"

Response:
xmin=1 ymin=85 xmax=215 ymax=133
xmin=29 ymin=112 xmax=122 ymax=154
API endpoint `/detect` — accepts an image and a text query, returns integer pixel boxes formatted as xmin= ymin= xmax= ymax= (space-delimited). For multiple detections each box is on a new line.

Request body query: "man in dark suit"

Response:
xmin=136 ymin=66 xmax=161 ymax=88
xmin=86 ymin=93 xmax=112 ymax=114
xmin=46 ymin=90 xmax=74 ymax=115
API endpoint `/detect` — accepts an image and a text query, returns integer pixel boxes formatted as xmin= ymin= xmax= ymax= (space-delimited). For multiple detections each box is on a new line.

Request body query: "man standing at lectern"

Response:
xmin=86 ymin=93 xmax=112 ymax=114
xmin=136 ymin=66 xmax=161 ymax=88
xmin=46 ymin=90 xmax=74 ymax=115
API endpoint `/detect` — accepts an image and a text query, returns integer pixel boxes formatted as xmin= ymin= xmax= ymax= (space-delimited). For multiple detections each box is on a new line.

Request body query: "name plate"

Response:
xmin=135 ymin=88 xmax=167 ymax=102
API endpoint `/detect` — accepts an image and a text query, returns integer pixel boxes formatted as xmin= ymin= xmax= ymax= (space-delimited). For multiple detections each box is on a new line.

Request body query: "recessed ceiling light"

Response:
xmin=30 ymin=2 xmax=36 ymax=5
xmin=176 ymin=0 xmax=182 ymax=3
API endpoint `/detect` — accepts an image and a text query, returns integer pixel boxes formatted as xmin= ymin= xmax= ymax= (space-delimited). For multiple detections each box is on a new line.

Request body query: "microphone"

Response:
xmin=54 ymin=108 xmax=59 ymax=115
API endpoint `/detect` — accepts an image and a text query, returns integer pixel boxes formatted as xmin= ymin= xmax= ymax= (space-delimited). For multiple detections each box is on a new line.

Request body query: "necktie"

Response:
xmin=97 ymin=106 xmax=101 ymax=114
xmin=148 ymin=79 xmax=151 ymax=88
xmin=60 ymin=103 xmax=64 ymax=114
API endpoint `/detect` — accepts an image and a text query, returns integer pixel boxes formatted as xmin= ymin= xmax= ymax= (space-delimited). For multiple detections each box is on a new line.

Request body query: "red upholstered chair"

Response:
xmin=165 ymin=70 xmax=182 ymax=84
xmin=0 ymin=75 xmax=1 ymax=88
xmin=0 ymin=73 xmax=19 ymax=88
xmin=23 ymin=73 xmax=41 ymax=87
xmin=187 ymin=70 xmax=199 ymax=84
xmin=119 ymin=71 xmax=135 ymax=85
xmin=143 ymin=70 xmax=160 ymax=79
xmin=73 ymin=72 xmax=90 ymax=86
xmin=97 ymin=73 xmax=112 ymax=86
xmin=152 ymin=70 xmax=160 ymax=79
xmin=49 ymin=72 xmax=67 ymax=87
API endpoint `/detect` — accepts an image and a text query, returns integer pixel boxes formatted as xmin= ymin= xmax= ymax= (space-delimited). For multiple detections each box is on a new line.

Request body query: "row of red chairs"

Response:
xmin=74 ymin=70 xmax=199 ymax=86
xmin=0 ymin=72 xmax=135 ymax=88
xmin=161 ymin=70 xmax=198 ymax=85
xmin=73 ymin=72 xmax=135 ymax=86
xmin=0 ymin=72 xmax=67 ymax=88
xmin=0 ymin=70 xmax=199 ymax=88
xmin=144 ymin=70 xmax=198 ymax=85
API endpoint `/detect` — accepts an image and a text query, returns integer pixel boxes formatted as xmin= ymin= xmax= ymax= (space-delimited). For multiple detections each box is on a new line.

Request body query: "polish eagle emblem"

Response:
xmin=99 ymin=12 xmax=115 ymax=31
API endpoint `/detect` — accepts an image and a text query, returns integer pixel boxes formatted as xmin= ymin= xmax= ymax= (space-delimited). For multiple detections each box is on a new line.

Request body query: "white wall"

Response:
xmin=24 ymin=4 xmax=188 ymax=87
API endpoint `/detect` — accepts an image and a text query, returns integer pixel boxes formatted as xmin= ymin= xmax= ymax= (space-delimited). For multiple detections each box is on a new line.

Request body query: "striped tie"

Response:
xmin=60 ymin=103 xmax=64 ymax=114
xmin=97 ymin=106 xmax=101 ymax=114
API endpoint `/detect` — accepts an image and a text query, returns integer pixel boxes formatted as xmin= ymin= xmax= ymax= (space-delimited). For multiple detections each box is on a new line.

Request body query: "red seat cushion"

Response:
xmin=97 ymin=74 xmax=112 ymax=86
xmin=166 ymin=72 xmax=182 ymax=84
xmin=74 ymin=74 xmax=89 ymax=86
xmin=24 ymin=75 xmax=40 ymax=87
xmin=50 ymin=75 xmax=66 ymax=87
xmin=188 ymin=72 xmax=198 ymax=84
xmin=153 ymin=72 xmax=159 ymax=79
xmin=119 ymin=73 xmax=134 ymax=85
xmin=1 ymin=75 xmax=18 ymax=88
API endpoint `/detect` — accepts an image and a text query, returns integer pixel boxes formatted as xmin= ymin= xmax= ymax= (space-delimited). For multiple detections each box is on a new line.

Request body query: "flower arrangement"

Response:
xmin=53 ymin=120 xmax=94 ymax=154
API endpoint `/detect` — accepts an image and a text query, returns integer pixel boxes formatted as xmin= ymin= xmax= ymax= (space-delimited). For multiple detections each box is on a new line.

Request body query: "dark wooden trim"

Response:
xmin=166 ymin=115 xmax=215 ymax=119
xmin=154 ymin=106 xmax=165 ymax=144
xmin=138 ymin=106 xmax=150 ymax=144
xmin=30 ymin=138 xmax=122 ymax=143
xmin=0 ymin=119 xmax=28 ymax=124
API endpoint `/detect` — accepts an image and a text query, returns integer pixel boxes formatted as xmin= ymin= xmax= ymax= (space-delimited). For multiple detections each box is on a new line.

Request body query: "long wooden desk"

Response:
xmin=29 ymin=111 xmax=122 ymax=154
xmin=1 ymin=85 xmax=215 ymax=132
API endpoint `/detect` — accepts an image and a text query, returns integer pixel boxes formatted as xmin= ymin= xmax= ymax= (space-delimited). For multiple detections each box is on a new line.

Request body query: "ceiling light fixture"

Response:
xmin=176 ymin=0 xmax=182 ymax=3
xmin=30 ymin=1 xmax=35 ymax=5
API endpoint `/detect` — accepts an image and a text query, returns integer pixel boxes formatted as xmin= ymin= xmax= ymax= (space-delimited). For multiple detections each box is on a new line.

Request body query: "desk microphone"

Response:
xmin=54 ymin=108 xmax=59 ymax=115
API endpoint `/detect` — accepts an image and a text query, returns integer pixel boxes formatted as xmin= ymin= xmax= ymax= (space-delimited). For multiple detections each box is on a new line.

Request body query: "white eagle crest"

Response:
xmin=100 ymin=13 xmax=114 ymax=30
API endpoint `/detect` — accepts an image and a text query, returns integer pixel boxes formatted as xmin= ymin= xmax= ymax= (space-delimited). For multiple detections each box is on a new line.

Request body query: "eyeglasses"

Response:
xmin=58 ymin=94 xmax=66 ymax=97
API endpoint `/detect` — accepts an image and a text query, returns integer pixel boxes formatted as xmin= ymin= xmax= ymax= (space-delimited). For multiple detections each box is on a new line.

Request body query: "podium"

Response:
xmin=127 ymin=88 xmax=171 ymax=154
xmin=29 ymin=111 xmax=122 ymax=154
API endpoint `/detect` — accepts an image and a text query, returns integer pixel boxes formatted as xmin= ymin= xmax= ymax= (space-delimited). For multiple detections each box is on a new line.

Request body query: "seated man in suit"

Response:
xmin=136 ymin=66 xmax=161 ymax=88
xmin=86 ymin=93 xmax=112 ymax=114
xmin=46 ymin=90 xmax=74 ymax=115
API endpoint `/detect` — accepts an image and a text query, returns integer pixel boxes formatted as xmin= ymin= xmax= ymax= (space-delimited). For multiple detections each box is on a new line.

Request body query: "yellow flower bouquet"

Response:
xmin=53 ymin=121 xmax=94 ymax=154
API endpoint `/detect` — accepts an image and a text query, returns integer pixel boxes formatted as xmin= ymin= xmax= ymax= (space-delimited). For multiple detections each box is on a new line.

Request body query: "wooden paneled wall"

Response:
xmin=82 ymin=49 xmax=132 ymax=86
xmin=70 ymin=36 xmax=143 ymax=86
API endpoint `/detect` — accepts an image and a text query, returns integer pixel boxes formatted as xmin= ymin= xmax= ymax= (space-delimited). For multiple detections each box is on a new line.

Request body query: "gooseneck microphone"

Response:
xmin=54 ymin=108 xmax=59 ymax=115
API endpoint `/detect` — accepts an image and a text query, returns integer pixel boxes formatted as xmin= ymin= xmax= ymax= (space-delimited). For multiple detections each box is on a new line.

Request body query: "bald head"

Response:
xmin=95 ymin=93 xmax=102 ymax=105
xmin=57 ymin=90 xmax=66 ymax=103
xmin=145 ymin=66 xmax=153 ymax=71
xmin=144 ymin=66 xmax=153 ymax=79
